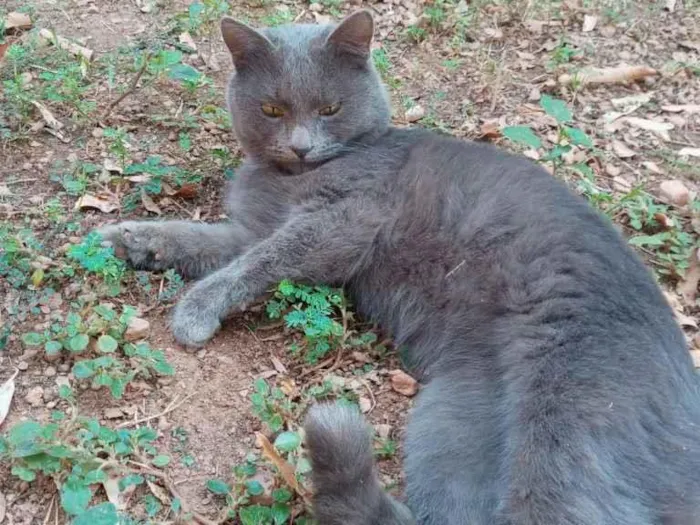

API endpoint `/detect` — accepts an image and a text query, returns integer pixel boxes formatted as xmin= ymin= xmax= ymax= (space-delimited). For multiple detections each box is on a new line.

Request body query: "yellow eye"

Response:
xmin=261 ymin=103 xmax=285 ymax=118
xmin=319 ymin=104 xmax=341 ymax=116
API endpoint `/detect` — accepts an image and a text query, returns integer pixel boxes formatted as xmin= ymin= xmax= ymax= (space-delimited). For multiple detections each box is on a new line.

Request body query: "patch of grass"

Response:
xmin=548 ymin=39 xmax=581 ymax=69
xmin=260 ymin=9 xmax=295 ymax=27
xmin=405 ymin=25 xmax=427 ymax=43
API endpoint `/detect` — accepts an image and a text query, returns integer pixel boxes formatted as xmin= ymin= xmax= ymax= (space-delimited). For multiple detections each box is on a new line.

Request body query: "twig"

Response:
xmin=5 ymin=178 xmax=39 ymax=185
xmin=103 ymin=53 xmax=151 ymax=119
xmin=359 ymin=378 xmax=376 ymax=414
xmin=116 ymin=392 xmax=196 ymax=429
xmin=42 ymin=495 xmax=55 ymax=525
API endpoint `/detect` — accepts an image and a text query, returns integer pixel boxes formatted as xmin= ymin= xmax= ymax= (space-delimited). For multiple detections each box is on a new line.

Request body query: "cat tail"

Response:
xmin=304 ymin=402 xmax=415 ymax=525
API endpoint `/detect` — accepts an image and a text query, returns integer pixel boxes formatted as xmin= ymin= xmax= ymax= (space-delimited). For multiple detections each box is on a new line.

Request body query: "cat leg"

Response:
xmin=170 ymin=203 xmax=379 ymax=346
xmin=97 ymin=220 xmax=258 ymax=280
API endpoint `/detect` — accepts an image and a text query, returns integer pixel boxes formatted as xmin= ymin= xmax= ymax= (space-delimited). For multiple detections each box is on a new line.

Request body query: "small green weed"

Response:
xmin=0 ymin=391 xmax=171 ymax=523
xmin=67 ymin=232 xmax=126 ymax=295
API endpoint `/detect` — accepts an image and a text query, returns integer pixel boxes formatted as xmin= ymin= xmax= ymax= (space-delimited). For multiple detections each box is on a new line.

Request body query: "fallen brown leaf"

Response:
xmin=256 ymin=432 xmax=310 ymax=503
xmin=6 ymin=12 xmax=32 ymax=30
xmin=141 ymin=190 xmax=162 ymax=215
xmin=178 ymin=32 xmax=197 ymax=52
xmin=612 ymin=140 xmax=636 ymax=159
xmin=662 ymin=104 xmax=700 ymax=114
xmin=146 ymin=480 xmax=171 ymax=506
xmin=624 ymin=117 xmax=674 ymax=141
xmin=389 ymin=369 xmax=418 ymax=397
xmin=559 ymin=65 xmax=657 ymax=87
xmin=75 ymin=193 xmax=120 ymax=214
xmin=38 ymin=28 xmax=94 ymax=61
xmin=0 ymin=42 xmax=8 ymax=63
xmin=173 ymin=184 xmax=199 ymax=200
xmin=479 ymin=120 xmax=501 ymax=141
xmin=678 ymin=250 xmax=700 ymax=305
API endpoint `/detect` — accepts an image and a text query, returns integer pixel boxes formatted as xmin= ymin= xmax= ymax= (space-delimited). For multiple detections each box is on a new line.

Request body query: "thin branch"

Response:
xmin=116 ymin=392 xmax=196 ymax=429
xmin=103 ymin=53 xmax=151 ymax=119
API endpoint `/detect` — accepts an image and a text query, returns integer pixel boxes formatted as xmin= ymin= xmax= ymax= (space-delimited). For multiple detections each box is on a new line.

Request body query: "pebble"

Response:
xmin=375 ymin=423 xmax=392 ymax=439
xmin=104 ymin=407 xmax=124 ymax=419
xmin=18 ymin=361 xmax=29 ymax=371
xmin=405 ymin=104 xmax=426 ymax=123
xmin=58 ymin=364 xmax=70 ymax=373
xmin=125 ymin=317 xmax=150 ymax=341
xmin=659 ymin=180 xmax=690 ymax=206
xmin=25 ymin=386 xmax=44 ymax=407
xmin=44 ymin=366 xmax=57 ymax=377
xmin=92 ymin=127 xmax=104 ymax=138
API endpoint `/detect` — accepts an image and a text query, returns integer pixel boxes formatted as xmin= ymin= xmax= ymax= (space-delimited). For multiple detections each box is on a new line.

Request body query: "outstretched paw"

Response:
xmin=171 ymin=288 xmax=223 ymax=347
xmin=96 ymin=221 xmax=168 ymax=271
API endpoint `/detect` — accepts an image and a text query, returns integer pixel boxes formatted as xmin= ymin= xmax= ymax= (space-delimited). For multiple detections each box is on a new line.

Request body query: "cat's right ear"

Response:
xmin=221 ymin=17 xmax=274 ymax=69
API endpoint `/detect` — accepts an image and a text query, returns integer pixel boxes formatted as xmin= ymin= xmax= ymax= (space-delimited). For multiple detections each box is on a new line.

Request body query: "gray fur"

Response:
xmin=97 ymin=10 xmax=700 ymax=525
xmin=304 ymin=403 xmax=415 ymax=525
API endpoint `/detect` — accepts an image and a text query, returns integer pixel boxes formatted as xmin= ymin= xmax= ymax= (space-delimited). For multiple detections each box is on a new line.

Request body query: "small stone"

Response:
xmin=389 ymin=369 xmax=418 ymax=397
xmin=46 ymin=401 xmax=57 ymax=409
xmin=375 ymin=423 xmax=392 ymax=439
xmin=605 ymin=164 xmax=621 ymax=177
xmin=125 ymin=317 xmax=150 ymax=341
xmin=659 ymin=180 xmax=690 ymax=206
xmin=196 ymin=349 xmax=207 ymax=359
xmin=92 ymin=127 xmax=103 ymax=138
xmin=104 ymin=407 xmax=124 ymax=419
xmin=405 ymin=105 xmax=425 ymax=123
xmin=528 ymin=87 xmax=541 ymax=102
xmin=55 ymin=376 xmax=71 ymax=388
xmin=18 ymin=361 xmax=29 ymax=371
xmin=44 ymin=366 xmax=57 ymax=377
xmin=359 ymin=396 xmax=372 ymax=413
xmin=58 ymin=364 xmax=70 ymax=373
xmin=25 ymin=386 xmax=44 ymax=407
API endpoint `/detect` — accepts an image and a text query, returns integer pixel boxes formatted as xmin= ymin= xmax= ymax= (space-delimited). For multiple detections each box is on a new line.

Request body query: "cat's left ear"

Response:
xmin=325 ymin=10 xmax=374 ymax=59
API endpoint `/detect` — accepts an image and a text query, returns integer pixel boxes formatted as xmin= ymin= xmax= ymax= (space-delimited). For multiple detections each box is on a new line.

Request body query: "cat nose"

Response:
xmin=291 ymin=145 xmax=312 ymax=159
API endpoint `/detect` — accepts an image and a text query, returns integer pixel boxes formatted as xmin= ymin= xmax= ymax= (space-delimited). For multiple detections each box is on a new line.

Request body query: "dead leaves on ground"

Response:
xmin=559 ymin=65 xmax=657 ymax=87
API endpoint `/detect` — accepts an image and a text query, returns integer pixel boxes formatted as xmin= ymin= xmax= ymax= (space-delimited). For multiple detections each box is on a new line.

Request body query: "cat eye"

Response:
xmin=319 ymin=104 xmax=341 ymax=117
xmin=261 ymin=103 xmax=285 ymax=118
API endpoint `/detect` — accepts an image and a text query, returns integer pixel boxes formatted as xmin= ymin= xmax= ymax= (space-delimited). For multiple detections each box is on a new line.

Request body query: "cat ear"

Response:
xmin=221 ymin=17 xmax=274 ymax=68
xmin=325 ymin=10 xmax=374 ymax=58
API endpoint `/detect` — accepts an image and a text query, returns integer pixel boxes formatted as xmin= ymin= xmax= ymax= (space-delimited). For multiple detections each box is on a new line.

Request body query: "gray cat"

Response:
xmin=98 ymin=10 xmax=700 ymax=525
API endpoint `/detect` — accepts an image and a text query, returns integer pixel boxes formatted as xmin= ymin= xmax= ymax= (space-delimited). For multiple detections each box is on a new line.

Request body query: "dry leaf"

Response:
xmin=559 ymin=65 xmax=657 ymax=87
xmin=6 ymin=12 xmax=32 ymax=30
xmin=665 ymin=0 xmax=676 ymax=11
xmin=642 ymin=161 xmax=663 ymax=174
xmin=678 ymin=148 xmax=700 ymax=158
xmin=662 ymin=104 xmax=700 ymax=114
xmin=678 ymin=250 xmax=700 ymax=305
xmin=178 ymin=32 xmax=197 ymax=51
xmin=582 ymin=15 xmax=597 ymax=32
xmin=38 ymin=28 xmax=94 ymax=61
xmin=611 ymin=93 xmax=653 ymax=110
xmin=103 ymin=158 xmax=123 ymax=174
xmin=0 ymin=490 xmax=5 ymax=524
xmin=141 ymin=190 xmax=162 ymax=215
xmin=75 ymin=193 xmax=120 ymax=214
xmin=0 ymin=369 xmax=19 ymax=428
xmin=125 ymin=174 xmax=152 ymax=183
xmin=0 ymin=185 xmax=11 ymax=197
xmin=146 ymin=480 xmax=171 ymax=506
xmin=389 ymin=369 xmax=418 ymax=397
xmin=270 ymin=354 xmax=288 ymax=375
xmin=624 ymin=117 xmax=674 ymax=141
xmin=0 ymin=42 xmax=8 ymax=63
xmin=173 ymin=184 xmax=199 ymax=200
xmin=32 ymin=101 xmax=63 ymax=131
xmin=256 ymin=432 xmax=310 ymax=503
xmin=479 ymin=120 xmax=501 ymax=141
xmin=612 ymin=140 xmax=635 ymax=158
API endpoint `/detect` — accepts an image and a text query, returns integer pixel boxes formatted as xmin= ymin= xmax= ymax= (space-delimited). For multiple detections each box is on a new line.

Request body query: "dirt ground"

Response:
xmin=1 ymin=0 xmax=699 ymax=523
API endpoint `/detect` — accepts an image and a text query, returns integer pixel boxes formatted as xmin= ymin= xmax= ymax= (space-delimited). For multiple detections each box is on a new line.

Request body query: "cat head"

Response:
xmin=221 ymin=11 xmax=391 ymax=172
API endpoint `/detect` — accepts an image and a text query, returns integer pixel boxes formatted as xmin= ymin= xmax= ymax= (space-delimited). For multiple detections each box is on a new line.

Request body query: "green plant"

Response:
xmin=503 ymin=95 xmax=593 ymax=174
xmin=103 ymin=127 xmax=129 ymax=169
xmin=250 ymin=378 xmax=298 ymax=433
xmin=405 ymin=25 xmax=427 ymax=43
xmin=260 ymin=9 xmax=295 ymax=27
xmin=549 ymin=39 xmax=580 ymax=68
xmin=67 ymin=232 xmax=126 ymax=295
xmin=0 ymin=391 xmax=170 ymax=523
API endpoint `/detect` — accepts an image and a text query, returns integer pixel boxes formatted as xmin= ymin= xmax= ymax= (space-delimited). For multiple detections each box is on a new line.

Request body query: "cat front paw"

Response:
xmin=171 ymin=285 xmax=223 ymax=347
xmin=96 ymin=222 xmax=168 ymax=271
